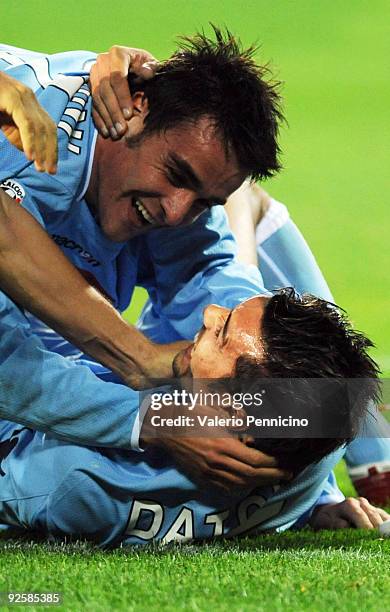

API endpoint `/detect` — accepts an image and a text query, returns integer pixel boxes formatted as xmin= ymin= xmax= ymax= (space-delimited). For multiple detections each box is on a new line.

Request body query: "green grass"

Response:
xmin=1 ymin=515 xmax=389 ymax=612
xmin=1 ymin=462 xmax=389 ymax=612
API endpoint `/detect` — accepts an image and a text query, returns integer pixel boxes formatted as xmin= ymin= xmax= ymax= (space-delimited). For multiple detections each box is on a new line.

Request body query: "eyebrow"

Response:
xmin=166 ymin=153 xmax=203 ymax=192
xmin=221 ymin=310 xmax=233 ymax=345
xmin=166 ymin=153 xmax=226 ymax=206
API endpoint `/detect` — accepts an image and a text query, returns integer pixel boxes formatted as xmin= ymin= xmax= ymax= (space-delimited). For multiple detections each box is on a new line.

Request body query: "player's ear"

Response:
xmin=126 ymin=92 xmax=149 ymax=138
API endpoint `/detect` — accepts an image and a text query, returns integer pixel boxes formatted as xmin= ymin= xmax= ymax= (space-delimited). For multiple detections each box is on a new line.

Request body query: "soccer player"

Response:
xmin=0 ymin=33 xmax=388 ymax=503
xmin=0 ymin=32 xmax=292 ymax=490
xmin=0 ymin=290 xmax=387 ymax=547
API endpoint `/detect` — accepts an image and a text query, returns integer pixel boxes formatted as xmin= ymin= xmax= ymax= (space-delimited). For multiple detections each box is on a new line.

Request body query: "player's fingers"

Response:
xmin=90 ymin=79 xmax=108 ymax=137
xmin=340 ymin=498 xmax=374 ymax=529
xmin=203 ymin=468 xmax=254 ymax=490
xmin=131 ymin=58 xmax=159 ymax=82
xmin=207 ymin=452 xmax=290 ymax=485
xmin=90 ymin=59 xmax=116 ymax=137
xmin=91 ymin=107 xmax=110 ymax=138
xmin=12 ymin=95 xmax=58 ymax=173
xmin=107 ymin=47 xmax=157 ymax=120
xmin=15 ymin=89 xmax=40 ymax=157
xmin=206 ymin=476 xmax=235 ymax=494
xmin=31 ymin=124 xmax=46 ymax=172
xmin=0 ymin=123 xmax=23 ymax=150
xmin=251 ymin=467 xmax=293 ymax=484
xmin=377 ymin=508 xmax=390 ymax=521
xmin=222 ymin=438 xmax=279 ymax=468
xmin=109 ymin=69 xmax=133 ymax=121
xmin=12 ymin=111 xmax=36 ymax=162
xmin=91 ymin=84 xmax=119 ymax=139
xmin=97 ymin=76 xmax=127 ymax=136
xmin=114 ymin=46 xmax=158 ymax=82
xmin=17 ymin=115 xmax=45 ymax=172
xmin=201 ymin=465 xmax=286 ymax=492
xmin=91 ymin=50 xmax=131 ymax=127
xmin=358 ymin=498 xmax=387 ymax=528
xmin=31 ymin=116 xmax=57 ymax=174
xmin=44 ymin=120 xmax=58 ymax=174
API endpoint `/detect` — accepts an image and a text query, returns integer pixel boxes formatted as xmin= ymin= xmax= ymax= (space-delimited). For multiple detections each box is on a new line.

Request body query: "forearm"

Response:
xmin=0 ymin=319 xmax=144 ymax=448
xmin=0 ymin=190 xmax=176 ymax=386
xmin=225 ymin=182 xmax=271 ymax=266
xmin=225 ymin=183 xmax=258 ymax=266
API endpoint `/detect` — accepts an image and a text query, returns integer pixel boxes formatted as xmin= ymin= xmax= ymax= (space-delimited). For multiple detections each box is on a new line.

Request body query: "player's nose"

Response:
xmin=203 ymin=304 xmax=227 ymax=330
xmin=161 ymin=190 xmax=195 ymax=226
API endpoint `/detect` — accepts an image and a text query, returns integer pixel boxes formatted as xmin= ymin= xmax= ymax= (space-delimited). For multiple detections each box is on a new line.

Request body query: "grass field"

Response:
xmin=1 ymin=1 xmax=389 ymax=610
xmin=1 ymin=529 xmax=389 ymax=612
xmin=0 ymin=461 xmax=389 ymax=612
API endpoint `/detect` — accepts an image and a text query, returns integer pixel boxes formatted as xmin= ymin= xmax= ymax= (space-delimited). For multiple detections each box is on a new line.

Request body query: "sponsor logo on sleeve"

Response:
xmin=0 ymin=179 xmax=26 ymax=204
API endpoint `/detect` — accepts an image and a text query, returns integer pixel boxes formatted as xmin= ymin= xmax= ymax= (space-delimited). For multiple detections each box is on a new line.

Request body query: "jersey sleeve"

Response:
xmin=292 ymin=470 xmax=345 ymax=528
xmin=0 ymin=293 xmax=144 ymax=450
xmin=313 ymin=470 xmax=345 ymax=506
xmin=139 ymin=206 xmax=270 ymax=340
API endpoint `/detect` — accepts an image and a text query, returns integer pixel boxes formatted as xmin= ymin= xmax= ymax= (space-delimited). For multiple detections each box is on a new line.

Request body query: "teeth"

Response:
xmin=134 ymin=199 xmax=154 ymax=224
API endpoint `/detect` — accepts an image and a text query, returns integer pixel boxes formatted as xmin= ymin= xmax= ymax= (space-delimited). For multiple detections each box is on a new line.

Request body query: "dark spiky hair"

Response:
xmin=128 ymin=25 xmax=284 ymax=181
xmin=229 ymin=288 xmax=381 ymax=473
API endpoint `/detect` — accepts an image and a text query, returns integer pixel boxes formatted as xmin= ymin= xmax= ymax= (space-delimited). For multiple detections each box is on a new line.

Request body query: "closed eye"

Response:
xmin=214 ymin=324 xmax=223 ymax=338
xmin=165 ymin=167 xmax=187 ymax=189
xmin=164 ymin=158 xmax=226 ymax=206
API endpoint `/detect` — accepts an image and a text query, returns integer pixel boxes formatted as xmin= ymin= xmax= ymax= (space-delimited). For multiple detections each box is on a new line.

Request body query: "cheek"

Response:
xmin=190 ymin=351 xmax=209 ymax=377
xmin=191 ymin=344 xmax=237 ymax=378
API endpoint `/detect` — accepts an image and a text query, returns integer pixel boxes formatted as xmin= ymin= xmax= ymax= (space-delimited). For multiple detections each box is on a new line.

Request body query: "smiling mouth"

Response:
xmin=132 ymin=197 xmax=156 ymax=226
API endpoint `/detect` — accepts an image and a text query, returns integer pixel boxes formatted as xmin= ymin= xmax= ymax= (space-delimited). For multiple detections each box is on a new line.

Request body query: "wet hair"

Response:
xmin=228 ymin=288 xmax=381 ymax=473
xmin=128 ymin=25 xmax=284 ymax=181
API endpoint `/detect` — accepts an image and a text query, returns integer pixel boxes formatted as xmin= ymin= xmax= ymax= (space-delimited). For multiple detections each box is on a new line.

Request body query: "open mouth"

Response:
xmin=132 ymin=197 xmax=155 ymax=226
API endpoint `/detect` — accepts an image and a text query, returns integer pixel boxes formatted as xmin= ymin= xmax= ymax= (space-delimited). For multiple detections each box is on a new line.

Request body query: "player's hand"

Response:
xmin=90 ymin=45 xmax=158 ymax=140
xmin=155 ymin=437 xmax=291 ymax=493
xmin=309 ymin=497 xmax=390 ymax=530
xmin=0 ymin=72 xmax=57 ymax=173
xmin=142 ymin=399 xmax=291 ymax=493
xmin=121 ymin=340 xmax=191 ymax=389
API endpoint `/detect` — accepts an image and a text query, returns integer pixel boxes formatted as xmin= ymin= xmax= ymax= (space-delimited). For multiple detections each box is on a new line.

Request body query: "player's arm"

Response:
xmin=0 ymin=187 xmax=181 ymax=388
xmin=0 ymin=297 xmax=146 ymax=450
xmin=224 ymin=181 xmax=271 ymax=266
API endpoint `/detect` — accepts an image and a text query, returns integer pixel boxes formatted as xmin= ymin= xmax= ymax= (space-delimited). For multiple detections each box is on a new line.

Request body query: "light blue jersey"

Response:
xmin=0 ymin=420 xmax=344 ymax=547
xmin=0 ymin=46 xmax=345 ymax=544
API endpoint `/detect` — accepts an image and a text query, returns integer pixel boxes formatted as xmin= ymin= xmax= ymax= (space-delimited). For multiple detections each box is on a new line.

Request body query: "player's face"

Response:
xmin=173 ymin=296 xmax=269 ymax=378
xmin=88 ymin=117 xmax=246 ymax=242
